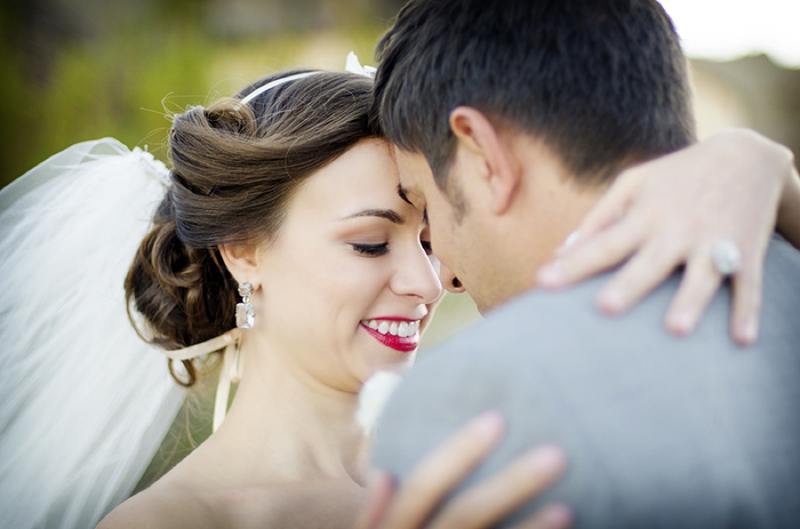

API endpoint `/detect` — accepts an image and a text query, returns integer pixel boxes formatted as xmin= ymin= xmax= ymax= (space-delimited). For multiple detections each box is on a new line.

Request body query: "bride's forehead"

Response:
xmin=293 ymin=141 xmax=403 ymax=199
xmin=278 ymin=145 xmax=429 ymax=224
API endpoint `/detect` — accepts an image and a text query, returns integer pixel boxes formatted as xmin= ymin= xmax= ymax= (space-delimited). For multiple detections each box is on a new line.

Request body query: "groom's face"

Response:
xmin=394 ymin=146 xmax=501 ymax=313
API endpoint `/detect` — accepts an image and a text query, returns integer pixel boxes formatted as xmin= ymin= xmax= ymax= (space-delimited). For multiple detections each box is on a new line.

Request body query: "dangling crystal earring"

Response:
xmin=235 ymin=282 xmax=255 ymax=329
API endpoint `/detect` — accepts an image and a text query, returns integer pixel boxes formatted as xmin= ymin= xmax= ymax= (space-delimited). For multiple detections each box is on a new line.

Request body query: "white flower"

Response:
xmin=357 ymin=371 xmax=403 ymax=436
xmin=345 ymin=52 xmax=377 ymax=79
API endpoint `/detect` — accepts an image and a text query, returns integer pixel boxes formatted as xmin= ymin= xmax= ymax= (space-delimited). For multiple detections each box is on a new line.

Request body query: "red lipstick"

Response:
xmin=360 ymin=317 xmax=420 ymax=353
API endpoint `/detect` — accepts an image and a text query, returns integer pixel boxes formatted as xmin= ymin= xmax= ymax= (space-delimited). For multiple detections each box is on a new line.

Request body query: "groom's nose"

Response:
xmin=439 ymin=263 xmax=466 ymax=294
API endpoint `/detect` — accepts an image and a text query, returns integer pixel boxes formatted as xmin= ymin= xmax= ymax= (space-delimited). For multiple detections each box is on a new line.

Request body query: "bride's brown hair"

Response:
xmin=125 ymin=71 xmax=378 ymax=387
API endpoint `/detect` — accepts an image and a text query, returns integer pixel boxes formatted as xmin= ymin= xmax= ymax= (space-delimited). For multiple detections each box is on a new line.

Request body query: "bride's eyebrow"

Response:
xmin=343 ymin=209 xmax=405 ymax=224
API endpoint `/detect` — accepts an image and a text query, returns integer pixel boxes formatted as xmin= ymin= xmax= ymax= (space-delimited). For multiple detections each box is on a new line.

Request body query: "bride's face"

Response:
xmin=250 ymin=138 xmax=443 ymax=393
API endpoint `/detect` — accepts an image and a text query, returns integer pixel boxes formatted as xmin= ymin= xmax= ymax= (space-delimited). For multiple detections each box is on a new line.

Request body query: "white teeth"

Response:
xmin=364 ymin=319 xmax=421 ymax=337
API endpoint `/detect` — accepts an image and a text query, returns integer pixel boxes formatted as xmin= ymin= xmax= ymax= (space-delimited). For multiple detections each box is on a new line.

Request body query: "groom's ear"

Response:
xmin=449 ymin=106 xmax=521 ymax=216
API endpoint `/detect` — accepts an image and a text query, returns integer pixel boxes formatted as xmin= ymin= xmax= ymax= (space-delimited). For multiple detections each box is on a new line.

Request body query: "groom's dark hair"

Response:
xmin=372 ymin=0 xmax=696 ymax=187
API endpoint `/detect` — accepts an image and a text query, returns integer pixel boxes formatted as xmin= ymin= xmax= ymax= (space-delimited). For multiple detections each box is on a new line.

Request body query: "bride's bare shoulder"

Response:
xmin=96 ymin=478 xmax=216 ymax=529
xmin=97 ymin=474 xmax=365 ymax=529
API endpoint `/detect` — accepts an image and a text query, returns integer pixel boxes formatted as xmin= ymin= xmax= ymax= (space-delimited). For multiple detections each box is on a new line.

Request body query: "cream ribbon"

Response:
xmin=163 ymin=328 xmax=243 ymax=432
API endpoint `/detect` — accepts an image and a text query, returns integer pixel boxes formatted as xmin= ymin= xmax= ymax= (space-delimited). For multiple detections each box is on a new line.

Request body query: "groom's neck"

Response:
xmin=483 ymin=137 xmax=610 ymax=309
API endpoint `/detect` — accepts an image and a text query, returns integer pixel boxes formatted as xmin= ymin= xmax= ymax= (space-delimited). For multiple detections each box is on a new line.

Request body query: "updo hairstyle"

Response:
xmin=126 ymin=71 xmax=378 ymax=386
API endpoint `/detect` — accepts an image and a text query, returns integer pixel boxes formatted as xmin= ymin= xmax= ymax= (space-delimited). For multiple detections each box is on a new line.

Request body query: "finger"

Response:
xmin=432 ymin=445 xmax=567 ymax=529
xmin=356 ymin=470 xmax=397 ymax=529
xmin=512 ymin=503 xmax=574 ymax=529
xmin=595 ymin=239 xmax=686 ymax=314
xmin=663 ymin=251 xmax=723 ymax=336
xmin=568 ymin=169 xmax=642 ymax=243
xmin=730 ymin=256 xmax=763 ymax=346
xmin=537 ymin=218 xmax=646 ymax=289
xmin=379 ymin=410 xmax=505 ymax=529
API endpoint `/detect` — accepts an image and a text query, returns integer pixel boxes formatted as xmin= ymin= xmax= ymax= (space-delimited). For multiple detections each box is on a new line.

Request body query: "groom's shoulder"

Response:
xmin=426 ymin=235 xmax=800 ymax=370
xmin=374 ymin=237 xmax=800 ymax=527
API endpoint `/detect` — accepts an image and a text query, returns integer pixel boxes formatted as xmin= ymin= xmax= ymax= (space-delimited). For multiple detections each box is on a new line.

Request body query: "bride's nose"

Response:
xmin=389 ymin=246 xmax=443 ymax=303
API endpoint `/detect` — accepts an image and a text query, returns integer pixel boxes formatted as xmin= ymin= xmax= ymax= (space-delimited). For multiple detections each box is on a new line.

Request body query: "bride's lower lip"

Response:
xmin=360 ymin=322 xmax=418 ymax=352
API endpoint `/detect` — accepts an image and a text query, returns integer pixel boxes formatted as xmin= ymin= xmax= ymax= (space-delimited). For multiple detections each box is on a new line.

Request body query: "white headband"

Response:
xmin=237 ymin=71 xmax=321 ymax=106
xmin=237 ymin=52 xmax=375 ymax=107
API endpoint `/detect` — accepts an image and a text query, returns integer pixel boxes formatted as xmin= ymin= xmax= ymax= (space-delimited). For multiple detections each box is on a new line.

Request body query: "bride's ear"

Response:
xmin=219 ymin=243 xmax=259 ymax=288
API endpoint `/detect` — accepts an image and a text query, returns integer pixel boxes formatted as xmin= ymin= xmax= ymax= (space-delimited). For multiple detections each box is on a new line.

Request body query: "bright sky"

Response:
xmin=658 ymin=0 xmax=800 ymax=67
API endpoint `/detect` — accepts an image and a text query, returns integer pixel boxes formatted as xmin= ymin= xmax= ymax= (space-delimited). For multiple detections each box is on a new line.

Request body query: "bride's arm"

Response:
xmin=536 ymin=128 xmax=798 ymax=346
xmin=356 ymin=411 xmax=571 ymax=529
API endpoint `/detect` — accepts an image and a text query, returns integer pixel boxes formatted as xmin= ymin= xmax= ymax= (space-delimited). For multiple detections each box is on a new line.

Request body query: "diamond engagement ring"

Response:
xmin=710 ymin=239 xmax=741 ymax=276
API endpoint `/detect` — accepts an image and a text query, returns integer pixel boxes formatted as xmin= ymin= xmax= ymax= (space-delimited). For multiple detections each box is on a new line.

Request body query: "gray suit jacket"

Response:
xmin=372 ymin=237 xmax=800 ymax=528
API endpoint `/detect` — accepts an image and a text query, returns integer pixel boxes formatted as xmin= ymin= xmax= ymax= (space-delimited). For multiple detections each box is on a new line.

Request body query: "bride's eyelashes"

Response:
xmin=351 ymin=242 xmax=389 ymax=257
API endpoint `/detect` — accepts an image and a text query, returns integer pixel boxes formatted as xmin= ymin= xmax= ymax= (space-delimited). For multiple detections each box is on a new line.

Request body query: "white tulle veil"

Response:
xmin=0 ymin=138 xmax=184 ymax=528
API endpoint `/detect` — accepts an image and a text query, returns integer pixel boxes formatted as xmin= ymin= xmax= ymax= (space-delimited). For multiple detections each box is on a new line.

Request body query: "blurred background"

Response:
xmin=2 ymin=0 xmax=797 ymax=191
xmin=1 ymin=0 xmax=797 ymax=485
xmin=0 ymin=0 xmax=403 ymax=187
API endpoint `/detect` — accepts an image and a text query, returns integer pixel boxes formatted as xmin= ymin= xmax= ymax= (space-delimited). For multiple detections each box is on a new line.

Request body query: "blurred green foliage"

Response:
xmin=0 ymin=1 xmax=388 ymax=187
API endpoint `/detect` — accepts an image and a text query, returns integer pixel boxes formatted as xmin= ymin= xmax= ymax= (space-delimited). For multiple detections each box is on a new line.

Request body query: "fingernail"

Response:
xmin=738 ymin=318 xmax=759 ymax=345
xmin=537 ymin=262 xmax=566 ymax=288
xmin=468 ymin=410 xmax=505 ymax=436
xmin=667 ymin=310 xmax=695 ymax=336
xmin=554 ymin=231 xmax=580 ymax=257
xmin=526 ymin=445 xmax=567 ymax=475
xmin=539 ymin=503 xmax=574 ymax=528
xmin=597 ymin=288 xmax=624 ymax=313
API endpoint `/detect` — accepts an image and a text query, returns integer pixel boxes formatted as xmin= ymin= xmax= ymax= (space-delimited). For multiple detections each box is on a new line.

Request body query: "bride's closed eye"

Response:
xmin=351 ymin=242 xmax=389 ymax=257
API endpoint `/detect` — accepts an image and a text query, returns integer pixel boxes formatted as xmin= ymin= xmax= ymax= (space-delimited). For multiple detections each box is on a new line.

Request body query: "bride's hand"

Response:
xmin=536 ymin=129 xmax=799 ymax=345
xmin=357 ymin=411 xmax=571 ymax=529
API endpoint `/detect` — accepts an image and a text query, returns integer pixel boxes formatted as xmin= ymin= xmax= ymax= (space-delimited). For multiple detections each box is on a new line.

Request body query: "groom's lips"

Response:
xmin=360 ymin=317 xmax=419 ymax=353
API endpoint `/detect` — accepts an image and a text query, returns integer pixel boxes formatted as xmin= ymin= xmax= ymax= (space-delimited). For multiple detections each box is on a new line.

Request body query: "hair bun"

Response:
xmin=125 ymin=192 xmax=236 ymax=387
xmin=204 ymin=99 xmax=257 ymax=136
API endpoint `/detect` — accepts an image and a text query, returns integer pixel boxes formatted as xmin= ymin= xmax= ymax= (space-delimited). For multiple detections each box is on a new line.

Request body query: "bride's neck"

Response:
xmin=202 ymin=334 xmax=370 ymax=487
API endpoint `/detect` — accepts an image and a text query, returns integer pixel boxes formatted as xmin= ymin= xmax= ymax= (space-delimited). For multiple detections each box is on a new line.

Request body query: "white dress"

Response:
xmin=0 ymin=139 xmax=184 ymax=529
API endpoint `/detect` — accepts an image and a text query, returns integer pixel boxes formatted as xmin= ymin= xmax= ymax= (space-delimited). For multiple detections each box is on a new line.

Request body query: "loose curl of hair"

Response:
xmin=126 ymin=71 xmax=378 ymax=387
